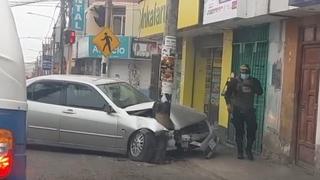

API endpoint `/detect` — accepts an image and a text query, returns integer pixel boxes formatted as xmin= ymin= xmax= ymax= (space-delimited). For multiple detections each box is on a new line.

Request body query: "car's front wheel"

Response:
xmin=128 ymin=129 xmax=156 ymax=162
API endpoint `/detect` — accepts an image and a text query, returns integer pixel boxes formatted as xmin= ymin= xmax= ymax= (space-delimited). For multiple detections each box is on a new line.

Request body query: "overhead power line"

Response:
xmin=45 ymin=2 xmax=61 ymax=38
xmin=9 ymin=0 xmax=59 ymax=7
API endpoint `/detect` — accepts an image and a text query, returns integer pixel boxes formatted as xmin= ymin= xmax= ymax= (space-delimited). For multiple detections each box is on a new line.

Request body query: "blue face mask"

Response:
xmin=240 ymin=73 xmax=250 ymax=80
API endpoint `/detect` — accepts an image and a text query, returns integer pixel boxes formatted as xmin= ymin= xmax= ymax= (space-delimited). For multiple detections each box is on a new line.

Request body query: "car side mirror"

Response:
xmin=105 ymin=104 xmax=113 ymax=114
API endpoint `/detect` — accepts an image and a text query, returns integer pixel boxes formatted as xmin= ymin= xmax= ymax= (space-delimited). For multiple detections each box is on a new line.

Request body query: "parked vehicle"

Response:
xmin=0 ymin=1 xmax=27 ymax=179
xmin=27 ymin=75 xmax=218 ymax=161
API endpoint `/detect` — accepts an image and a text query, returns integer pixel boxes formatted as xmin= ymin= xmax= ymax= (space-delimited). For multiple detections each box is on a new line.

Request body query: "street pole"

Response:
xmin=160 ymin=0 xmax=179 ymax=103
xmin=66 ymin=0 xmax=72 ymax=75
xmin=101 ymin=0 xmax=112 ymax=77
xmin=153 ymin=0 xmax=179 ymax=163
xmin=59 ymin=0 xmax=66 ymax=74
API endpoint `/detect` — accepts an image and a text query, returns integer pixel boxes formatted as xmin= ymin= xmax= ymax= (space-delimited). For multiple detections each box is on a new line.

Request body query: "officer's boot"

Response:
xmin=236 ymin=141 xmax=244 ymax=159
xmin=246 ymin=140 xmax=254 ymax=161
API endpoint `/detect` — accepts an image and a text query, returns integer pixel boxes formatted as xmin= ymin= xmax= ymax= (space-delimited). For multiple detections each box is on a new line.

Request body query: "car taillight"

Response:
xmin=0 ymin=129 xmax=13 ymax=179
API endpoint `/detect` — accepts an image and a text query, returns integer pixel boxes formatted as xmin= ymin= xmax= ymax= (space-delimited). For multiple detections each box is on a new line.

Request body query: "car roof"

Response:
xmin=27 ymin=75 xmax=124 ymax=86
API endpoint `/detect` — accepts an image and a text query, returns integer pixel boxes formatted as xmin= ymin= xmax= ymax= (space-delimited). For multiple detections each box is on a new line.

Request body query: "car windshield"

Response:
xmin=97 ymin=82 xmax=151 ymax=108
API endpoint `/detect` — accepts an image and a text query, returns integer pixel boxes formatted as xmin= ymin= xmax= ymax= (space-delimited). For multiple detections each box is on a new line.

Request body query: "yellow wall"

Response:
xmin=218 ymin=30 xmax=233 ymax=128
xmin=178 ymin=0 xmax=199 ymax=29
xmin=192 ymin=50 xmax=206 ymax=113
xmin=180 ymin=38 xmax=195 ymax=107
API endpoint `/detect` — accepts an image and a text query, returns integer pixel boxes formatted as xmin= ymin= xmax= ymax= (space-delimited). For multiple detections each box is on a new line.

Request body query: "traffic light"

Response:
xmin=64 ymin=30 xmax=76 ymax=44
xmin=93 ymin=5 xmax=105 ymax=27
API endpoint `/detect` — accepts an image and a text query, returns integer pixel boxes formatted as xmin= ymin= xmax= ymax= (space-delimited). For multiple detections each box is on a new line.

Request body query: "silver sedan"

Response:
xmin=26 ymin=75 xmax=218 ymax=162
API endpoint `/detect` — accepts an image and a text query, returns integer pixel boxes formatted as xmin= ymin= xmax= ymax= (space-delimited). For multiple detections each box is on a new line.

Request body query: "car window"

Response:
xmin=66 ymin=83 xmax=107 ymax=111
xmin=98 ymin=82 xmax=151 ymax=108
xmin=31 ymin=82 xmax=63 ymax=105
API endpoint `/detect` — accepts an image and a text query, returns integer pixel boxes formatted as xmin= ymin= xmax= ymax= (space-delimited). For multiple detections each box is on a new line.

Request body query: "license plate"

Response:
xmin=208 ymin=138 xmax=217 ymax=150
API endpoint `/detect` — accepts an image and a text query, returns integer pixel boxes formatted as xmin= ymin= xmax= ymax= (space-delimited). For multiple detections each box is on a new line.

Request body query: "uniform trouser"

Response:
xmin=232 ymin=108 xmax=257 ymax=153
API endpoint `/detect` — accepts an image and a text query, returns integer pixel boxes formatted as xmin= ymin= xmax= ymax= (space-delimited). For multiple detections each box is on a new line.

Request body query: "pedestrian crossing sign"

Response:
xmin=92 ymin=27 xmax=120 ymax=57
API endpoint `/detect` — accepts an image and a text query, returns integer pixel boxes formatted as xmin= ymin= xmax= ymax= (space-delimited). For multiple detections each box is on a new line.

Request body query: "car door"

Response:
xmin=27 ymin=81 xmax=64 ymax=144
xmin=59 ymin=82 xmax=120 ymax=150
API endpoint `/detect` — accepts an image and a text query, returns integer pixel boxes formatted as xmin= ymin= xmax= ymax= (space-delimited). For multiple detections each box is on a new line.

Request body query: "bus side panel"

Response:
xmin=0 ymin=108 xmax=26 ymax=180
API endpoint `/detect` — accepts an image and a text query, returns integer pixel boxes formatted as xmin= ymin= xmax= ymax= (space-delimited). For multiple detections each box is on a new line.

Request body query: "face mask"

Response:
xmin=240 ymin=73 xmax=249 ymax=80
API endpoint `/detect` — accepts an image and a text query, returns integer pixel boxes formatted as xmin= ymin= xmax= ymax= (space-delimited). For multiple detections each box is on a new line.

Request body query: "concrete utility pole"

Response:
xmin=66 ymin=0 xmax=73 ymax=75
xmin=160 ymin=0 xmax=179 ymax=104
xmin=101 ymin=0 xmax=113 ymax=77
xmin=59 ymin=0 xmax=66 ymax=74
xmin=153 ymin=0 xmax=179 ymax=163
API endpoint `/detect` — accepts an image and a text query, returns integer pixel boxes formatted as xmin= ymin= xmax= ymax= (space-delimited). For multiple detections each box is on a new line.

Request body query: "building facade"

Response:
xmin=66 ymin=0 xmax=157 ymax=95
xmin=137 ymin=0 xmax=320 ymax=174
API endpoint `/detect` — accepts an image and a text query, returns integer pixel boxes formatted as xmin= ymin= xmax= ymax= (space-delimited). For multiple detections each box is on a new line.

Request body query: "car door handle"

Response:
xmin=62 ymin=109 xmax=76 ymax=114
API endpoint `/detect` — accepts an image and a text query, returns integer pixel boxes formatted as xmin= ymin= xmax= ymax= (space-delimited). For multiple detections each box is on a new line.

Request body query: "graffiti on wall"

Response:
xmin=128 ymin=63 xmax=141 ymax=89
xmin=272 ymin=60 xmax=282 ymax=90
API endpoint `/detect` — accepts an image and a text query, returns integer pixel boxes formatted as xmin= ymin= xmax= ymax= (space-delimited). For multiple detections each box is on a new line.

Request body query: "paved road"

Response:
xmin=27 ymin=145 xmax=219 ymax=180
xmin=27 ymin=145 xmax=319 ymax=180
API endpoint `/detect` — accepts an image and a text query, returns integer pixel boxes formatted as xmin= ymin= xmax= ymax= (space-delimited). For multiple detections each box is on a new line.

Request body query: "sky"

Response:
xmin=10 ymin=0 xmax=60 ymax=63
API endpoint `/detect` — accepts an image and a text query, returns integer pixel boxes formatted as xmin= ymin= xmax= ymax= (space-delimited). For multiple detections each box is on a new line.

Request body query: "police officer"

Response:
xmin=224 ymin=64 xmax=263 ymax=160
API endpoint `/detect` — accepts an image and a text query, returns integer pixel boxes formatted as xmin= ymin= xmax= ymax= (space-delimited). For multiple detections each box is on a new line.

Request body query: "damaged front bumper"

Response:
xmin=166 ymin=119 xmax=219 ymax=158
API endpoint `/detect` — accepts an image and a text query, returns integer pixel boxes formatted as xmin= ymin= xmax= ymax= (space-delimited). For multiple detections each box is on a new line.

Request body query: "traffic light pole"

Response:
xmin=59 ymin=0 xmax=66 ymax=74
xmin=101 ymin=0 xmax=112 ymax=77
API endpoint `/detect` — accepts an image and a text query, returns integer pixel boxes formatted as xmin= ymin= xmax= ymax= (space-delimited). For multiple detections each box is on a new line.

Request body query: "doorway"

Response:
xmin=296 ymin=44 xmax=320 ymax=166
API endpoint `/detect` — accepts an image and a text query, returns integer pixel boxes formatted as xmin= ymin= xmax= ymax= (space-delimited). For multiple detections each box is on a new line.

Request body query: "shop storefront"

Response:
xmin=193 ymin=35 xmax=224 ymax=123
xmin=73 ymin=35 xmax=157 ymax=96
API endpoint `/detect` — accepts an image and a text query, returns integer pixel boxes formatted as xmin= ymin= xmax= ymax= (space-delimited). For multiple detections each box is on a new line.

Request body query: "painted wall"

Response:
xmin=125 ymin=3 xmax=140 ymax=37
xmin=246 ymin=0 xmax=269 ymax=17
xmin=279 ymin=19 xmax=299 ymax=160
xmin=262 ymin=21 xmax=288 ymax=161
xmin=269 ymin=0 xmax=296 ymax=13
xmin=109 ymin=59 xmax=152 ymax=95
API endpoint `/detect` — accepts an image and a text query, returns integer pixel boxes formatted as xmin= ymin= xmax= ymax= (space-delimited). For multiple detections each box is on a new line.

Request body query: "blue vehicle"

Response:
xmin=0 ymin=1 xmax=27 ymax=179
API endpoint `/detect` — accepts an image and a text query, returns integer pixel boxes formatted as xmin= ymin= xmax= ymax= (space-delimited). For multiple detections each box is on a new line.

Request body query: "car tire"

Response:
xmin=128 ymin=129 xmax=156 ymax=162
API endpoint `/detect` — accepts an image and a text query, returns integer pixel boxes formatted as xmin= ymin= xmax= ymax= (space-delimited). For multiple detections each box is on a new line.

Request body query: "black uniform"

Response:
xmin=224 ymin=76 xmax=263 ymax=156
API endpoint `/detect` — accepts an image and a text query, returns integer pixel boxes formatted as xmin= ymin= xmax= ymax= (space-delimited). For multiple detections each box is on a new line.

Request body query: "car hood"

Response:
xmin=124 ymin=102 xmax=207 ymax=130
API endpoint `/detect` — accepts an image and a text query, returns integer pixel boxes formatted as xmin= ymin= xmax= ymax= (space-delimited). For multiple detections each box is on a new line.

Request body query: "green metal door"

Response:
xmin=227 ymin=25 xmax=269 ymax=153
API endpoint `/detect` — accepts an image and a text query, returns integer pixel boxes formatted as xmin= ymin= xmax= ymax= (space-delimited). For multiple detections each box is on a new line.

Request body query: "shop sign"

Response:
xmin=42 ymin=55 xmax=53 ymax=70
xmin=89 ymin=36 xmax=131 ymax=59
xmin=289 ymin=0 xmax=320 ymax=7
xmin=203 ymin=0 xmax=244 ymax=25
xmin=72 ymin=0 xmax=85 ymax=31
xmin=131 ymin=39 xmax=158 ymax=59
xmin=139 ymin=0 xmax=166 ymax=37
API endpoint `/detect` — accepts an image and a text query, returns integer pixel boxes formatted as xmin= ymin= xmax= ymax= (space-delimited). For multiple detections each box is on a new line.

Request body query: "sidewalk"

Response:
xmin=174 ymin=145 xmax=320 ymax=180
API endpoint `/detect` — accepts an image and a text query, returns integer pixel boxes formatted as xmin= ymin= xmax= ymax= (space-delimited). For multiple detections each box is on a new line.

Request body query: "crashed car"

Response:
xmin=26 ymin=75 xmax=218 ymax=162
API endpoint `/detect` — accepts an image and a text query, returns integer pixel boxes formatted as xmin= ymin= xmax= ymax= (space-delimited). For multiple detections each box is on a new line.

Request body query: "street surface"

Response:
xmin=27 ymin=145 xmax=319 ymax=180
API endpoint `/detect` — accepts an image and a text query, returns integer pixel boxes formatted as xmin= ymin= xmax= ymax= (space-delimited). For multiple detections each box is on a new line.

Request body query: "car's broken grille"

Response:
xmin=180 ymin=121 xmax=209 ymax=134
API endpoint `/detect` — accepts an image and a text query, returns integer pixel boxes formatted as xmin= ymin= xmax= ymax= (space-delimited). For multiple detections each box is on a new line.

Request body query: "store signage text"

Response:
xmin=140 ymin=2 xmax=166 ymax=29
xmin=203 ymin=0 xmax=239 ymax=25
xmin=72 ymin=0 xmax=85 ymax=31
